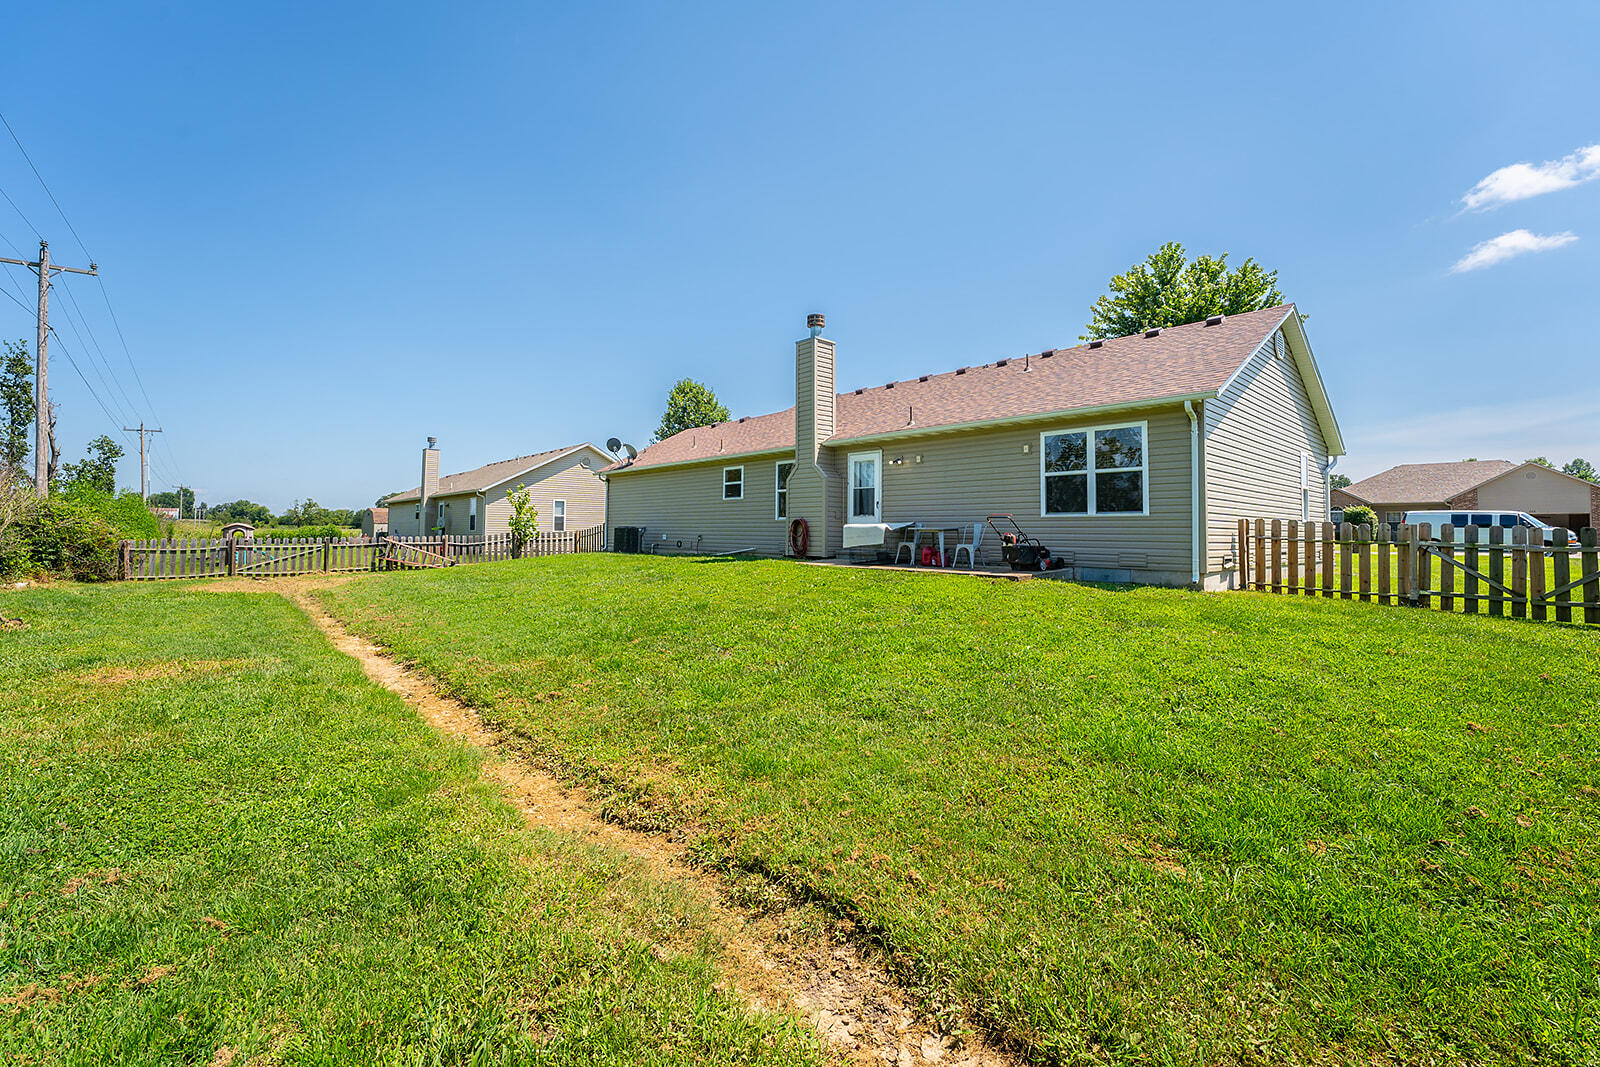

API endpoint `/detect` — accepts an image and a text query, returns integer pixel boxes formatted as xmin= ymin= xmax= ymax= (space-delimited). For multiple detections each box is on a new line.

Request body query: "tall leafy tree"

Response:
xmin=1083 ymin=242 xmax=1286 ymax=340
xmin=1525 ymin=456 xmax=1554 ymax=468
xmin=58 ymin=434 xmax=123 ymax=494
xmin=1 ymin=340 xmax=32 ymax=470
xmin=1561 ymin=458 xmax=1597 ymax=482
xmin=1330 ymin=473 xmax=1352 ymax=489
xmin=654 ymin=379 xmax=730 ymax=442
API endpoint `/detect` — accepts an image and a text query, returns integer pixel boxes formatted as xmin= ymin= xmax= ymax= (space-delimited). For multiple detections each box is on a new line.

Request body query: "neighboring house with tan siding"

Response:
xmin=384 ymin=440 xmax=610 ymax=538
xmin=603 ymin=306 xmax=1343 ymax=589
xmin=1335 ymin=460 xmax=1599 ymax=530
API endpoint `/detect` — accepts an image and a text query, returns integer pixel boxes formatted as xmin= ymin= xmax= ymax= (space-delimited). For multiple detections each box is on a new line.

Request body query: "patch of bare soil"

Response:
xmin=287 ymin=590 xmax=1019 ymax=1067
xmin=70 ymin=659 xmax=254 ymax=687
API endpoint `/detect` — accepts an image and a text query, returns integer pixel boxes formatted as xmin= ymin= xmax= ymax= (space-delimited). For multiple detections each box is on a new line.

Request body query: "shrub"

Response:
xmin=2 ymin=496 xmax=121 ymax=580
xmin=1341 ymin=504 xmax=1378 ymax=529
xmin=255 ymin=525 xmax=360 ymax=540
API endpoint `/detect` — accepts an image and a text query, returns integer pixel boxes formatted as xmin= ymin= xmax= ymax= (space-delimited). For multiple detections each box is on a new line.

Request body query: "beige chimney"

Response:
xmin=787 ymin=314 xmax=838 ymax=556
xmin=420 ymin=437 xmax=440 ymax=531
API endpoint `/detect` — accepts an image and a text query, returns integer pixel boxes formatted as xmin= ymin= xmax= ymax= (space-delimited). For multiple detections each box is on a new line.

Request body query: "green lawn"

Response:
xmin=320 ymin=555 xmax=1600 ymax=1065
xmin=0 ymin=584 xmax=819 ymax=1065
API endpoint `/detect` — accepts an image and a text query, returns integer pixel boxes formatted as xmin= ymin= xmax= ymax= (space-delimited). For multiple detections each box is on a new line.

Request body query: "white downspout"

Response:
xmin=1323 ymin=457 xmax=1338 ymax=522
xmin=1184 ymin=401 xmax=1200 ymax=587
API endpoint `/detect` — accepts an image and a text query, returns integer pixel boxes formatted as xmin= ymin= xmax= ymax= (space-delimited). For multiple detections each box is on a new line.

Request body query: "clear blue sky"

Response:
xmin=2 ymin=2 xmax=1596 ymax=510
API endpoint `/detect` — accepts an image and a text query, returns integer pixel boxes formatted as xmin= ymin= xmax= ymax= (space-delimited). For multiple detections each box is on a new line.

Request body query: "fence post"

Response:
xmin=1553 ymin=528 xmax=1572 ymax=623
xmin=323 ymin=537 xmax=331 ymax=572
xmin=1582 ymin=527 xmax=1599 ymax=625
xmin=119 ymin=541 xmax=130 ymax=580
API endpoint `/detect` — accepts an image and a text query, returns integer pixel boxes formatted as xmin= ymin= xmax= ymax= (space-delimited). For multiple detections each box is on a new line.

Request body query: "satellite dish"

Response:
xmin=606 ymin=436 xmax=623 ymax=454
xmin=624 ymin=443 xmax=637 ymax=460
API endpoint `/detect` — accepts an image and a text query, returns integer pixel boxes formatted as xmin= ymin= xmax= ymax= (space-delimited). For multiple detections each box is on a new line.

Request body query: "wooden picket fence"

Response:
xmin=1238 ymin=518 xmax=1600 ymax=624
xmin=121 ymin=525 xmax=607 ymax=580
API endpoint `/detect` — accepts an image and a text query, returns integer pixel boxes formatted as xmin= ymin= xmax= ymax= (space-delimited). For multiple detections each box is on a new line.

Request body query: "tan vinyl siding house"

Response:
xmin=604 ymin=306 xmax=1343 ymax=588
xmin=1336 ymin=459 xmax=1600 ymax=530
xmin=386 ymin=442 xmax=610 ymax=538
xmin=1202 ymin=322 xmax=1334 ymax=579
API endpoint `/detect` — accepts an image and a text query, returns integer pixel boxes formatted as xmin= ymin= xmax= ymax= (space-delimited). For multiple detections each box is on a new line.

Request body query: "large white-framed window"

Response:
xmin=775 ymin=461 xmax=795 ymax=520
xmin=1040 ymin=421 xmax=1148 ymax=516
xmin=552 ymin=499 xmax=566 ymax=532
xmin=468 ymin=496 xmax=478 ymax=532
xmin=847 ymin=450 xmax=882 ymax=523
xmin=722 ymin=466 xmax=744 ymax=501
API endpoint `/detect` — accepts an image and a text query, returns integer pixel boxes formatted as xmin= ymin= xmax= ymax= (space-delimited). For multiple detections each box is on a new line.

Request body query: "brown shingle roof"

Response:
xmin=1338 ymin=460 xmax=1516 ymax=505
xmin=608 ymin=305 xmax=1298 ymax=473
xmin=386 ymin=444 xmax=600 ymax=503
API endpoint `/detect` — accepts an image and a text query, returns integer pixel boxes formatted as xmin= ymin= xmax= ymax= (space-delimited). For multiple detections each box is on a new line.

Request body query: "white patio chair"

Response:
xmin=893 ymin=528 xmax=918 ymax=565
xmin=950 ymin=522 xmax=985 ymax=568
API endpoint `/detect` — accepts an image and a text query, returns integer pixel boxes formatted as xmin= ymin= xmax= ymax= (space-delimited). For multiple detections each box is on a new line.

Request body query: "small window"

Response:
xmin=468 ymin=497 xmax=477 ymax=532
xmin=775 ymin=461 xmax=795 ymax=519
xmin=1499 ymin=514 xmax=1519 ymax=528
xmin=722 ymin=466 xmax=744 ymax=501
xmin=1041 ymin=422 xmax=1147 ymax=516
xmin=1385 ymin=512 xmax=1403 ymax=524
xmin=552 ymin=499 xmax=566 ymax=532
xmin=1471 ymin=513 xmax=1491 ymax=526
xmin=1450 ymin=512 xmax=1468 ymax=526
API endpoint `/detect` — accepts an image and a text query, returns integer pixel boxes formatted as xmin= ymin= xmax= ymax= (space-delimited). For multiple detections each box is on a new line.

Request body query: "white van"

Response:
xmin=1403 ymin=510 xmax=1576 ymax=546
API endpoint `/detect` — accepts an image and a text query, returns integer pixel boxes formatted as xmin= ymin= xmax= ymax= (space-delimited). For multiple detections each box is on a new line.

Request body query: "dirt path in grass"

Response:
xmin=281 ymin=584 xmax=1017 ymax=1067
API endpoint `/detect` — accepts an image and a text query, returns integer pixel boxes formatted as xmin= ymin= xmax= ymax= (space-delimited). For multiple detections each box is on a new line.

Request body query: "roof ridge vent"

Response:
xmin=1205 ymin=314 xmax=1224 ymax=326
xmin=1144 ymin=327 xmax=1162 ymax=338
xmin=1088 ymin=339 xmax=1105 ymax=349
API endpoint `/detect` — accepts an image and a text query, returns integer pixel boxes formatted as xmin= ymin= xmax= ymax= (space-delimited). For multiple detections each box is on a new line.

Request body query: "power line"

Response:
xmin=0 ymin=180 xmax=39 ymax=239
xmin=0 ymin=111 xmax=92 ymax=261
xmin=0 ymin=114 xmax=184 ymax=490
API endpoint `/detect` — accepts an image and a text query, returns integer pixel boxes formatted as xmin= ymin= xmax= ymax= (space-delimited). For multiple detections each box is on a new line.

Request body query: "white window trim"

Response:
xmin=468 ymin=496 xmax=478 ymax=532
xmin=774 ymin=460 xmax=795 ymax=521
xmin=847 ymin=450 xmax=883 ymax=524
xmin=721 ymin=465 xmax=745 ymax=501
xmin=1038 ymin=420 xmax=1150 ymax=517
xmin=552 ymin=498 xmax=566 ymax=532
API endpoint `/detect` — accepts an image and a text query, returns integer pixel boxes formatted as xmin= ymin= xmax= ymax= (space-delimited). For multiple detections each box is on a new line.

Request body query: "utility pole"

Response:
xmin=121 ymin=422 xmax=162 ymax=501
xmin=0 ymin=240 xmax=98 ymax=495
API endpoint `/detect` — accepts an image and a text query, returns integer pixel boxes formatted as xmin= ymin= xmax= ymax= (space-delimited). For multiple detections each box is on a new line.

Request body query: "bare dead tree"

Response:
xmin=45 ymin=401 xmax=60 ymax=487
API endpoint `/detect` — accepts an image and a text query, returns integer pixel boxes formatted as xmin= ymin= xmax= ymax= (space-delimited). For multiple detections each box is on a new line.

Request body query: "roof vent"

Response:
xmin=955 ymin=367 xmax=967 ymax=375
xmin=1088 ymin=339 xmax=1105 ymax=349
xmin=918 ymin=375 xmax=929 ymax=382
xmin=854 ymin=388 xmax=864 ymax=395
xmin=738 ymin=416 xmax=748 ymax=422
xmin=1205 ymin=314 xmax=1224 ymax=326
xmin=1039 ymin=349 xmax=1054 ymax=358
xmin=996 ymin=358 xmax=1008 ymax=367
xmin=885 ymin=381 xmax=895 ymax=389
xmin=1144 ymin=328 xmax=1162 ymax=338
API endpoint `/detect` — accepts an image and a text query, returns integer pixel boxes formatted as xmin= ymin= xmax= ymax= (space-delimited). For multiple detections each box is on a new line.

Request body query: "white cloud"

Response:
xmin=1461 ymin=144 xmax=1600 ymax=210
xmin=1449 ymin=228 xmax=1577 ymax=272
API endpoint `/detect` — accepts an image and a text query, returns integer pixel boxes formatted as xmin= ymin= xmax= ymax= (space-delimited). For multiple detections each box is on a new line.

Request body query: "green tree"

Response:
xmin=1330 ymin=473 xmax=1352 ymax=489
xmin=654 ymin=379 xmax=730 ymax=443
xmin=211 ymin=499 xmax=272 ymax=525
xmin=1560 ymin=458 xmax=1596 ymax=482
xmin=1 ymin=340 xmax=31 ymax=470
xmin=506 ymin=482 xmax=539 ymax=558
xmin=1525 ymin=457 xmax=1553 ymax=469
xmin=1083 ymin=242 xmax=1286 ymax=340
xmin=57 ymin=435 xmax=123 ymax=495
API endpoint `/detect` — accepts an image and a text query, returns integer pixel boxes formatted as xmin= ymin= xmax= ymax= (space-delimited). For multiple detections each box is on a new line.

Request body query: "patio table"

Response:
xmin=902 ymin=525 xmax=962 ymax=566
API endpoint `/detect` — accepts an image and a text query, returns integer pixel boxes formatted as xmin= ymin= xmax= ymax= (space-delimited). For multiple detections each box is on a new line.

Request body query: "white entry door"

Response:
xmin=847 ymin=450 xmax=882 ymax=524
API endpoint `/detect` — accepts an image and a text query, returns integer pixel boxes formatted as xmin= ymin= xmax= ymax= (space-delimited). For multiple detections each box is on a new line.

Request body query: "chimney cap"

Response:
xmin=426 ymin=436 xmax=437 ymax=449
xmin=806 ymin=312 xmax=825 ymax=330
